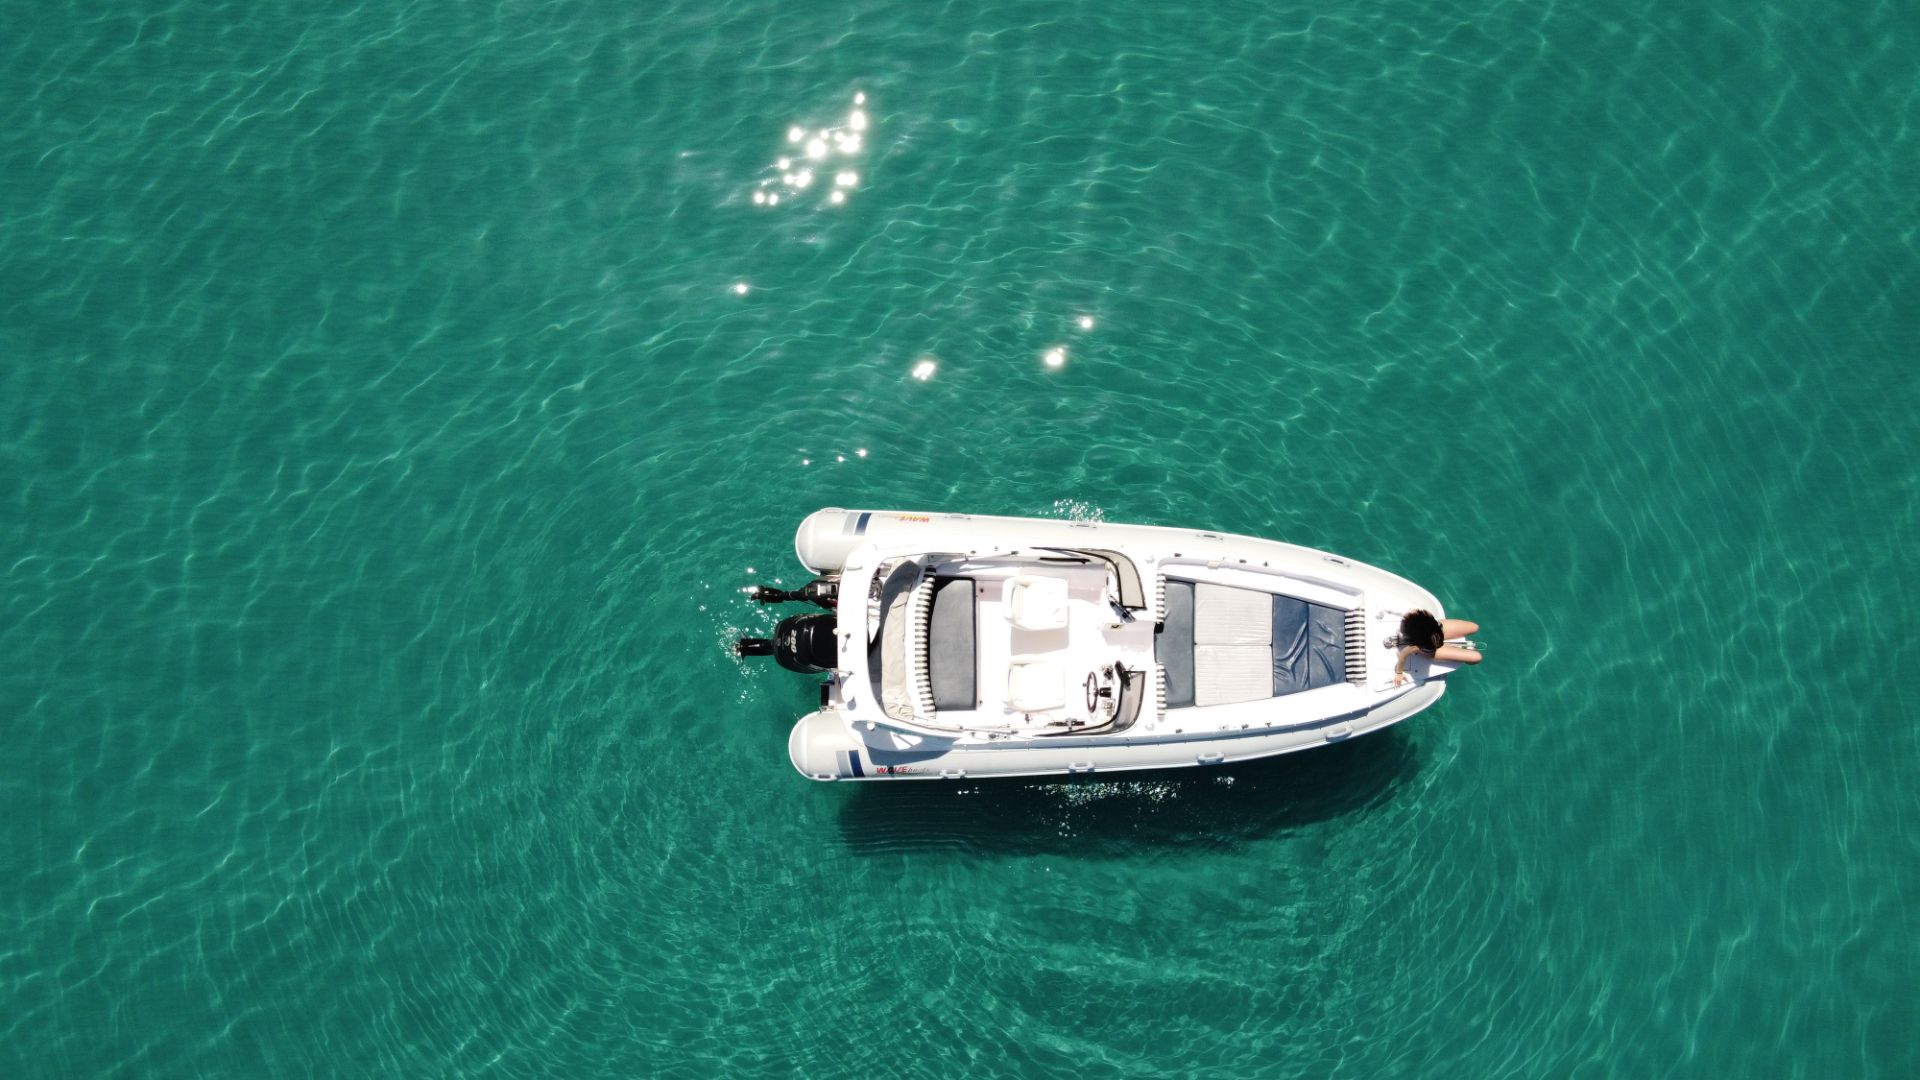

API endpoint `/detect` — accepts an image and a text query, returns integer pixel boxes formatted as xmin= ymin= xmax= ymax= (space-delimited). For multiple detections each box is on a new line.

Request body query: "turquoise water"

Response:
xmin=3 ymin=0 xmax=1915 ymax=1074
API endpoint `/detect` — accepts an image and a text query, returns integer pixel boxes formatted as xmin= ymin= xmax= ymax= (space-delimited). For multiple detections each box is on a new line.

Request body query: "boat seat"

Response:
xmin=1193 ymin=583 xmax=1273 ymax=706
xmin=1194 ymin=582 xmax=1272 ymax=644
xmin=1155 ymin=580 xmax=1195 ymax=708
xmin=927 ymin=577 xmax=977 ymax=710
xmin=1272 ymin=595 xmax=1348 ymax=694
xmin=1007 ymin=656 xmax=1067 ymax=712
xmin=1194 ymin=645 xmax=1274 ymax=706
xmin=1002 ymin=574 xmax=1069 ymax=631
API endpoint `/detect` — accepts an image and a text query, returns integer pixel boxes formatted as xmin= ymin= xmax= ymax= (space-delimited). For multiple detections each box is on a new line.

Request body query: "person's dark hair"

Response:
xmin=1400 ymin=610 xmax=1444 ymax=652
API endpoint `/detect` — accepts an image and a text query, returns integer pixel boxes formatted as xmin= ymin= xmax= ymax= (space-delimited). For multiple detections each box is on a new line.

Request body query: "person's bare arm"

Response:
xmin=1393 ymin=644 xmax=1419 ymax=686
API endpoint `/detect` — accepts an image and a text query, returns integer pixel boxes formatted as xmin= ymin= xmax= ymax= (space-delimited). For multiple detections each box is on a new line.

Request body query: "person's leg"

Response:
xmin=1435 ymin=644 xmax=1481 ymax=664
xmin=1441 ymin=619 xmax=1479 ymax=639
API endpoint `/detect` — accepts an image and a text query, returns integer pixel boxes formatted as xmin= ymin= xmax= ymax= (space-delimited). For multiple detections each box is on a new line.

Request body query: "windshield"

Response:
xmin=1038 ymin=547 xmax=1146 ymax=611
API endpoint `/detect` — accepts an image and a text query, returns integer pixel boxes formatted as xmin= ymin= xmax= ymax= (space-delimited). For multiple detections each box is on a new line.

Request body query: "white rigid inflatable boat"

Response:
xmin=735 ymin=509 xmax=1467 ymax=782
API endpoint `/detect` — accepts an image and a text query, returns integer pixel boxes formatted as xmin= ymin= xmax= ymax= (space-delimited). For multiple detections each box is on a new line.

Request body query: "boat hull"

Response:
xmin=775 ymin=508 xmax=1461 ymax=782
xmin=789 ymin=680 xmax=1445 ymax=781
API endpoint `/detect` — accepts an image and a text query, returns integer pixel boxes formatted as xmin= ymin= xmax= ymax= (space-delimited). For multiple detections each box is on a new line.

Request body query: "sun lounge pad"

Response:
xmin=928 ymin=577 xmax=977 ymax=710
xmin=1161 ymin=579 xmax=1353 ymax=708
xmin=1195 ymin=645 xmax=1273 ymax=706
xmin=1306 ymin=602 xmax=1346 ymax=688
xmin=1156 ymin=581 xmax=1195 ymax=708
xmin=1273 ymin=595 xmax=1348 ymax=694
xmin=1194 ymin=583 xmax=1273 ymax=644
xmin=1272 ymin=596 xmax=1311 ymax=696
xmin=1194 ymin=584 xmax=1273 ymax=706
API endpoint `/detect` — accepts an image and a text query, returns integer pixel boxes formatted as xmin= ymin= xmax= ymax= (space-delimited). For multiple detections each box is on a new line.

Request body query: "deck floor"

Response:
xmin=949 ymin=562 xmax=1155 ymax=728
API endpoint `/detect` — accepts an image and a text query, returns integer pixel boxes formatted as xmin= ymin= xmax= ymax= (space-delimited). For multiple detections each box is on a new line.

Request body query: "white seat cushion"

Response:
xmin=1007 ymin=657 xmax=1067 ymax=712
xmin=1002 ymin=574 xmax=1070 ymax=631
xmin=1194 ymin=583 xmax=1272 ymax=645
xmin=1194 ymin=644 xmax=1272 ymax=706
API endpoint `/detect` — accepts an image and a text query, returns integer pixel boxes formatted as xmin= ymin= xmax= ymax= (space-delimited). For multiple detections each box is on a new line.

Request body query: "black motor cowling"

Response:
xmin=734 ymin=612 xmax=838 ymax=674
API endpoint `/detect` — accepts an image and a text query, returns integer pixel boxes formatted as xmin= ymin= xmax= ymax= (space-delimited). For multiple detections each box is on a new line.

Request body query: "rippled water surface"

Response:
xmin=4 ymin=0 xmax=1916 ymax=1075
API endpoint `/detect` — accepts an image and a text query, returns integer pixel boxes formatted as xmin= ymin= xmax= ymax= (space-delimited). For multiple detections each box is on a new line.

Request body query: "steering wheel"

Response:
xmin=1084 ymin=671 xmax=1101 ymax=713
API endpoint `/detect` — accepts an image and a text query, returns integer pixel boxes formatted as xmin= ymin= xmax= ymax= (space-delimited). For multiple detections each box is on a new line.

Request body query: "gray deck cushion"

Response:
xmin=1272 ymin=596 xmax=1312 ymax=696
xmin=1156 ymin=580 xmax=1195 ymax=708
xmin=1307 ymin=602 xmax=1346 ymax=688
xmin=927 ymin=577 xmax=977 ymax=710
xmin=1273 ymin=595 xmax=1349 ymax=694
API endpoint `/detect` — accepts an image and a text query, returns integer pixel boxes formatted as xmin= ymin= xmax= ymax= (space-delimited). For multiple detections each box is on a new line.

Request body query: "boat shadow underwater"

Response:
xmin=832 ymin=729 xmax=1423 ymax=858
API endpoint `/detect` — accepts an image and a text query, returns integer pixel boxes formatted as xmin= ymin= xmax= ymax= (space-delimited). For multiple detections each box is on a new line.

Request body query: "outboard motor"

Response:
xmin=735 ymin=612 xmax=838 ymax=674
xmin=746 ymin=576 xmax=838 ymax=609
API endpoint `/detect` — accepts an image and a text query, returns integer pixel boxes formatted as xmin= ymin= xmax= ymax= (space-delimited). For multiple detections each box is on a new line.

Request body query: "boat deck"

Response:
xmin=788 ymin=509 xmax=1462 ymax=780
xmin=931 ymin=560 xmax=1154 ymax=731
